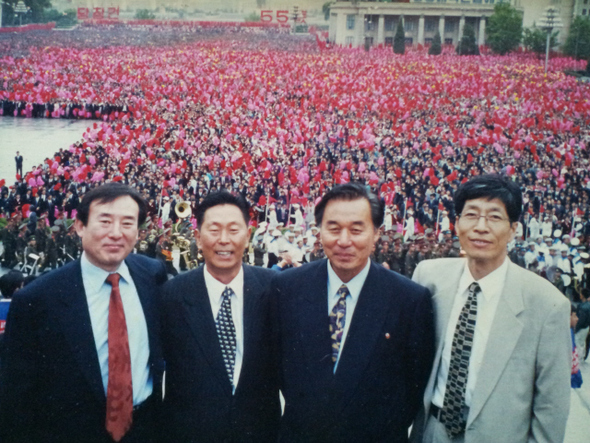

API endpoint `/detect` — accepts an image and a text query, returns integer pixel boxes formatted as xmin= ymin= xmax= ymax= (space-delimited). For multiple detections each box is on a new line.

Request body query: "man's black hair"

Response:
xmin=0 ymin=270 xmax=24 ymax=299
xmin=454 ymin=174 xmax=522 ymax=223
xmin=314 ymin=182 xmax=384 ymax=229
xmin=195 ymin=191 xmax=250 ymax=229
xmin=76 ymin=183 xmax=147 ymax=226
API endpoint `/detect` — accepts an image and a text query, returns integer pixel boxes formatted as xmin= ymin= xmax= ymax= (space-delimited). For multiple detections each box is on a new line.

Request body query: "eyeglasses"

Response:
xmin=459 ymin=211 xmax=509 ymax=227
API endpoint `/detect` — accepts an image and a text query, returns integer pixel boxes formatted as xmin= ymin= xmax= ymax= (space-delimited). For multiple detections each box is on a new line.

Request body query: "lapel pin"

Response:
xmin=385 ymin=333 xmax=391 ymax=339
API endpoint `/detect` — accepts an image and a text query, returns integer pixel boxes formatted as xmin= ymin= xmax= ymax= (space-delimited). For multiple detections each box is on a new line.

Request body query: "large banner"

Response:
xmin=77 ymin=7 xmax=120 ymax=20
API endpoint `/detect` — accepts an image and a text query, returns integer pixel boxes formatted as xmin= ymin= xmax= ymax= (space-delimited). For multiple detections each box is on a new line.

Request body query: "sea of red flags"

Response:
xmin=1 ymin=28 xmax=589 ymax=229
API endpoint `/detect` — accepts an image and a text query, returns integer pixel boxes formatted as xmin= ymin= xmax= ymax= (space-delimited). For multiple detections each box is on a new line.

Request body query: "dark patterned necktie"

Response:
xmin=329 ymin=284 xmax=349 ymax=365
xmin=105 ymin=273 xmax=133 ymax=442
xmin=441 ymin=282 xmax=481 ymax=438
xmin=216 ymin=287 xmax=237 ymax=386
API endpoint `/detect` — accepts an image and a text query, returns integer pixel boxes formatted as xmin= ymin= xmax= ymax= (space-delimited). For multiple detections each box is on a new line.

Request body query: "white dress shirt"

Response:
xmin=327 ymin=259 xmax=371 ymax=372
xmin=204 ymin=264 xmax=244 ymax=394
xmin=80 ymin=252 xmax=152 ymax=406
xmin=432 ymin=257 xmax=509 ymax=408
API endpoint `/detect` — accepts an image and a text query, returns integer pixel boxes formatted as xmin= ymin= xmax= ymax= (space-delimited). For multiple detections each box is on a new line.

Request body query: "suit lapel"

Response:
xmin=56 ymin=261 xmax=105 ymax=403
xmin=181 ymin=267 xmax=232 ymax=394
xmin=237 ymin=266 xmax=263 ymax=392
xmin=423 ymin=259 xmax=464 ymax=411
xmin=331 ymin=263 xmax=390 ymax=407
xmin=127 ymin=258 xmax=158 ymax=363
xmin=467 ymin=262 xmax=524 ymax=425
xmin=298 ymin=261 xmax=334 ymax=383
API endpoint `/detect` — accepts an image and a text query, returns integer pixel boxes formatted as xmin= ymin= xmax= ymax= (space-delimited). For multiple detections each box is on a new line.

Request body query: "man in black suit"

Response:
xmin=160 ymin=191 xmax=280 ymax=442
xmin=0 ymin=183 xmax=167 ymax=443
xmin=45 ymin=194 xmax=57 ymax=225
xmin=272 ymin=183 xmax=435 ymax=442
xmin=14 ymin=151 xmax=23 ymax=177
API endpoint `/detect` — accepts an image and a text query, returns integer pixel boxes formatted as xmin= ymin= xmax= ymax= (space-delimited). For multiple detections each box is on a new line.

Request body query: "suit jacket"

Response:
xmin=411 ymin=258 xmax=571 ymax=443
xmin=0 ymin=254 xmax=167 ymax=443
xmin=160 ymin=265 xmax=281 ymax=443
xmin=273 ymin=259 xmax=434 ymax=442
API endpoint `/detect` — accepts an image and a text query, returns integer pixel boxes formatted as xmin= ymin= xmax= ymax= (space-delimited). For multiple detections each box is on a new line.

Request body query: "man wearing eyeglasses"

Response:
xmin=411 ymin=174 xmax=570 ymax=443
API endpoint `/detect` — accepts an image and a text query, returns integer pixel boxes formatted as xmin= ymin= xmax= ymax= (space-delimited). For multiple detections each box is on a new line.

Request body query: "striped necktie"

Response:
xmin=329 ymin=284 xmax=349 ymax=366
xmin=441 ymin=282 xmax=481 ymax=438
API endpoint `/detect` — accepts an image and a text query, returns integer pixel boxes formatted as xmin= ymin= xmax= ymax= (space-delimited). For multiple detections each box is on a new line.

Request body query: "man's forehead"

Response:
xmin=463 ymin=198 xmax=507 ymax=212
xmin=90 ymin=196 xmax=139 ymax=216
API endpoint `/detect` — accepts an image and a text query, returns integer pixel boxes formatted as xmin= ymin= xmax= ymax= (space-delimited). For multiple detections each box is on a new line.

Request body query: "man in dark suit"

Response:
xmin=14 ymin=151 xmax=23 ymax=177
xmin=160 ymin=191 xmax=280 ymax=442
xmin=272 ymin=183 xmax=435 ymax=442
xmin=0 ymin=183 xmax=167 ymax=443
xmin=46 ymin=194 xmax=57 ymax=225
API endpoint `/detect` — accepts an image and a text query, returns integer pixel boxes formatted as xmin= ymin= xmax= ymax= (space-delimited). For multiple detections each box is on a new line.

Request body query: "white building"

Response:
xmin=328 ymin=0 xmax=581 ymax=49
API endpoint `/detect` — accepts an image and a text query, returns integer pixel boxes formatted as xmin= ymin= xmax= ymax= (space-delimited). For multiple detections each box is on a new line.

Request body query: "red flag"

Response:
xmin=415 ymin=220 xmax=424 ymax=234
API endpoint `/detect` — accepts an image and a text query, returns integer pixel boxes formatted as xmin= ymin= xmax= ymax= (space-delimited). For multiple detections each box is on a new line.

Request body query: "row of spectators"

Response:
xmin=1 ymin=26 xmax=589 ymax=297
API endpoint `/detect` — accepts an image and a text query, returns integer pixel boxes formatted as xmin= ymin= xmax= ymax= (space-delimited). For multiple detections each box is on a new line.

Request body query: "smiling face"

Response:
xmin=196 ymin=204 xmax=249 ymax=284
xmin=456 ymin=197 xmax=516 ymax=279
xmin=74 ymin=196 xmax=139 ymax=272
xmin=319 ymin=198 xmax=379 ymax=283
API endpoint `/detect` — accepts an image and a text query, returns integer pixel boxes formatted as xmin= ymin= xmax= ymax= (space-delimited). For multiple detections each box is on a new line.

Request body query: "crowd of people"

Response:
xmin=0 ymin=23 xmax=590 ymax=442
xmin=1 ymin=26 xmax=590 ymax=286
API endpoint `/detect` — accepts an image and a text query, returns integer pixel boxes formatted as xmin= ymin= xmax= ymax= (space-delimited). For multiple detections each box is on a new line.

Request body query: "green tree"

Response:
xmin=486 ymin=2 xmax=523 ymax=55
xmin=428 ymin=30 xmax=442 ymax=55
xmin=563 ymin=16 xmax=590 ymax=61
xmin=393 ymin=17 xmax=405 ymax=55
xmin=1 ymin=2 xmax=16 ymax=26
xmin=1 ymin=0 xmax=51 ymax=26
xmin=322 ymin=2 xmax=333 ymax=21
xmin=244 ymin=12 xmax=260 ymax=22
xmin=523 ymin=26 xmax=558 ymax=55
xmin=134 ymin=9 xmax=155 ymax=20
xmin=456 ymin=24 xmax=479 ymax=56
xmin=41 ymin=8 xmax=77 ymax=27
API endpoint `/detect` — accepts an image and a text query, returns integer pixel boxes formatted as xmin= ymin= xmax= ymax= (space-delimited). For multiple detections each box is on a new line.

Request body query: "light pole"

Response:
xmin=538 ymin=6 xmax=562 ymax=74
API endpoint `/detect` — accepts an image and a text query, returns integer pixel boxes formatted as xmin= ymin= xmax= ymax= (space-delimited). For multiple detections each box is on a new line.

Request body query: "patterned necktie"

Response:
xmin=329 ymin=284 xmax=349 ymax=365
xmin=441 ymin=282 xmax=481 ymax=438
xmin=216 ymin=287 xmax=237 ymax=386
xmin=105 ymin=273 xmax=133 ymax=442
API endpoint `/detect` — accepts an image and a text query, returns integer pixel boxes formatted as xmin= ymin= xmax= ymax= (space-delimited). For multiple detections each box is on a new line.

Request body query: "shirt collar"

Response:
xmin=203 ymin=264 xmax=244 ymax=302
xmin=80 ymin=252 xmax=132 ymax=292
xmin=458 ymin=257 xmax=509 ymax=302
xmin=327 ymin=258 xmax=371 ymax=302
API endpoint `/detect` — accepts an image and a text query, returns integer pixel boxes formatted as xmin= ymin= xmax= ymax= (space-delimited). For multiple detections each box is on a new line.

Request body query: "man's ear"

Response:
xmin=74 ymin=219 xmax=85 ymax=238
xmin=195 ymin=229 xmax=202 ymax=250
xmin=509 ymin=222 xmax=517 ymax=242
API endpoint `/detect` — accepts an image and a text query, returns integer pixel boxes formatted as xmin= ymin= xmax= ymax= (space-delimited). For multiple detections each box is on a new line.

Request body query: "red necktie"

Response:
xmin=105 ymin=273 xmax=133 ymax=442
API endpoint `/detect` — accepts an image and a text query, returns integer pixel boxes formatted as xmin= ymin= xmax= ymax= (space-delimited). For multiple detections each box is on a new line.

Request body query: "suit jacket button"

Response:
xmin=385 ymin=333 xmax=391 ymax=339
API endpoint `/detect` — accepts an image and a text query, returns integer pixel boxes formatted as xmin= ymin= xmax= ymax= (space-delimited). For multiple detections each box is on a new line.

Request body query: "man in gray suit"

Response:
xmin=412 ymin=174 xmax=570 ymax=443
